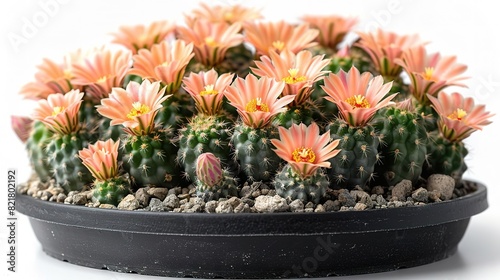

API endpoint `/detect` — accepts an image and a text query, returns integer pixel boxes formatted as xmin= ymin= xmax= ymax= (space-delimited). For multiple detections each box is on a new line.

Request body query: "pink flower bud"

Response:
xmin=196 ymin=153 xmax=223 ymax=187
xmin=11 ymin=116 xmax=33 ymax=143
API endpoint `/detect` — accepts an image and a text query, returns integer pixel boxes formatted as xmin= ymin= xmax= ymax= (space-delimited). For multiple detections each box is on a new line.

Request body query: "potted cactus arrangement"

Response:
xmin=13 ymin=2 xmax=494 ymax=278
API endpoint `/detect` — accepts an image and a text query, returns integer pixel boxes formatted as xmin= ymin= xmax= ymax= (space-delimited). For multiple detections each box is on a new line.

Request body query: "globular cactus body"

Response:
xmin=46 ymin=130 xmax=94 ymax=192
xmin=155 ymin=92 xmax=194 ymax=129
xmin=274 ymin=99 xmax=326 ymax=129
xmin=373 ymin=107 xmax=427 ymax=186
xmin=425 ymin=132 xmax=468 ymax=185
xmin=326 ymin=119 xmax=379 ymax=189
xmin=123 ymin=128 xmax=181 ymax=188
xmin=93 ymin=176 xmax=132 ymax=206
xmin=98 ymin=118 xmax=124 ymax=142
xmin=273 ymin=165 xmax=329 ymax=204
xmin=231 ymin=123 xmax=281 ymax=182
xmin=177 ymin=115 xmax=233 ymax=182
xmin=26 ymin=121 xmax=53 ymax=182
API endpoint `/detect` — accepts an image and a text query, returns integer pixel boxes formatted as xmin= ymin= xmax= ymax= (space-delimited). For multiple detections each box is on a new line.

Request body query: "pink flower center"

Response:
xmin=447 ymin=108 xmax=467 ymax=121
xmin=246 ymin=98 xmax=269 ymax=112
xmin=127 ymin=102 xmax=151 ymax=119
xmin=346 ymin=95 xmax=371 ymax=109
xmin=292 ymin=147 xmax=316 ymax=163
xmin=200 ymin=84 xmax=218 ymax=96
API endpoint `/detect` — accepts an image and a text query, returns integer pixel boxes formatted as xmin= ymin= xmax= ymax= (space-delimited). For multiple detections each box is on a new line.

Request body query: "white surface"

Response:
xmin=1 ymin=0 xmax=499 ymax=279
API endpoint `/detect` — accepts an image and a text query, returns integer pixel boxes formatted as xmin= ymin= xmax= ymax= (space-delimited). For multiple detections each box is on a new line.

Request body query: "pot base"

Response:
xmin=17 ymin=181 xmax=488 ymax=278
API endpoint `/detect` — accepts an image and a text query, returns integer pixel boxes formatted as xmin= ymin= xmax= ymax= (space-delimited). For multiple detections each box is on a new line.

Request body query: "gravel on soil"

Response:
xmin=18 ymin=173 xmax=478 ymax=214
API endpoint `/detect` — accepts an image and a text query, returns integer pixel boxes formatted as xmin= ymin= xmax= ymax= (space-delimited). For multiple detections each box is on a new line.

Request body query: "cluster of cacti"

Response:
xmin=13 ymin=3 xmax=493 ymax=207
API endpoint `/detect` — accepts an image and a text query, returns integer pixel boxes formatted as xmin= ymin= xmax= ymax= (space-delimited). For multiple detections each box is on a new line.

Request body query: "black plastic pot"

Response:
xmin=16 ymin=181 xmax=487 ymax=278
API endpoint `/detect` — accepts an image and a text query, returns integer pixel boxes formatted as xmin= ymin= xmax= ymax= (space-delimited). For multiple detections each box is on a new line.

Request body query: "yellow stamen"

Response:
xmin=223 ymin=11 xmax=234 ymax=22
xmin=63 ymin=69 xmax=73 ymax=80
xmin=161 ymin=61 xmax=172 ymax=67
xmin=205 ymin=36 xmax=218 ymax=47
xmin=292 ymin=147 xmax=316 ymax=163
xmin=245 ymin=98 xmax=269 ymax=112
xmin=272 ymin=40 xmax=285 ymax=52
xmin=127 ymin=102 xmax=151 ymax=119
xmin=200 ymin=84 xmax=218 ymax=96
xmin=423 ymin=67 xmax=435 ymax=81
xmin=345 ymin=95 xmax=371 ymax=109
xmin=97 ymin=75 xmax=109 ymax=83
xmin=447 ymin=108 xmax=467 ymax=121
xmin=282 ymin=68 xmax=307 ymax=84
xmin=52 ymin=106 xmax=65 ymax=116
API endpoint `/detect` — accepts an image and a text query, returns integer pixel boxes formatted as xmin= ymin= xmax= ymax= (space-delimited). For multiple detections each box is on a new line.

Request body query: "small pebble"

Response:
xmin=72 ymin=193 xmax=88 ymax=205
xmin=289 ymin=199 xmax=304 ymax=212
xmin=205 ymin=201 xmax=218 ymax=213
xmin=117 ymin=194 xmax=140 ymax=210
xmin=149 ymin=198 xmax=165 ymax=212
xmin=354 ymin=203 xmax=367 ymax=211
xmin=391 ymin=180 xmax=413 ymax=201
xmin=99 ymin=204 xmax=117 ymax=209
xmin=254 ymin=195 xmax=289 ymax=213
xmin=239 ymin=185 xmax=252 ymax=198
xmin=427 ymin=174 xmax=455 ymax=201
xmin=147 ymin=188 xmax=169 ymax=201
xmin=135 ymin=188 xmax=151 ymax=206
xmin=163 ymin=194 xmax=180 ymax=210
xmin=314 ymin=204 xmax=325 ymax=213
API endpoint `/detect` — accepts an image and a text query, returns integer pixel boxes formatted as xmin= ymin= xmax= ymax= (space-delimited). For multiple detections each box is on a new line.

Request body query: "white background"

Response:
xmin=1 ymin=0 xmax=499 ymax=279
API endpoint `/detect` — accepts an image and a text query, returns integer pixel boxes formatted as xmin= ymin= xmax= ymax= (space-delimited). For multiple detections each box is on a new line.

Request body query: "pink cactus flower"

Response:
xmin=196 ymin=152 xmax=224 ymax=187
xmin=20 ymin=58 xmax=76 ymax=100
xmin=396 ymin=46 xmax=468 ymax=104
xmin=11 ymin=116 xmax=33 ymax=143
xmin=182 ymin=69 xmax=234 ymax=115
xmin=301 ymin=15 xmax=358 ymax=50
xmin=428 ymin=92 xmax=494 ymax=142
xmin=96 ymin=79 xmax=170 ymax=136
xmin=72 ymin=49 xmax=132 ymax=101
xmin=224 ymin=75 xmax=294 ymax=128
xmin=252 ymin=49 xmax=330 ymax=107
xmin=322 ymin=67 xmax=396 ymax=127
xmin=111 ymin=21 xmax=176 ymax=54
xmin=243 ymin=21 xmax=319 ymax=57
xmin=186 ymin=3 xmax=262 ymax=25
xmin=79 ymin=139 xmax=120 ymax=181
xmin=355 ymin=29 xmax=424 ymax=77
xmin=271 ymin=122 xmax=341 ymax=179
xmin=128 ymin=40 xmax=194 ymax=94
xmin=32 ymin=89 xmax=84 ymax=135
xmin=177 ymin=20 xmax=243 ymax=68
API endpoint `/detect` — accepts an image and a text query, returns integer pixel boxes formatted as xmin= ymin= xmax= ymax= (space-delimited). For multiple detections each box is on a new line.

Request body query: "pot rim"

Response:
xmin=16 ymin=180 xmax=488 ymax=236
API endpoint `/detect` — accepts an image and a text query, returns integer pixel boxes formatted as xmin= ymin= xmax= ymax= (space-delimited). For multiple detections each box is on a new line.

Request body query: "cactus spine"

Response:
xmin=273 ymin=165 xmax=329 ymax=204
xmin=326 ymin=119 xmax=379 ymax=189
xmin=231 ymin=123 xmax=281 ymax=182
xmin=373 ymin=106 xmax=428 ymax=186
xmin=26 ymin=121 xmax=53 ymax=182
